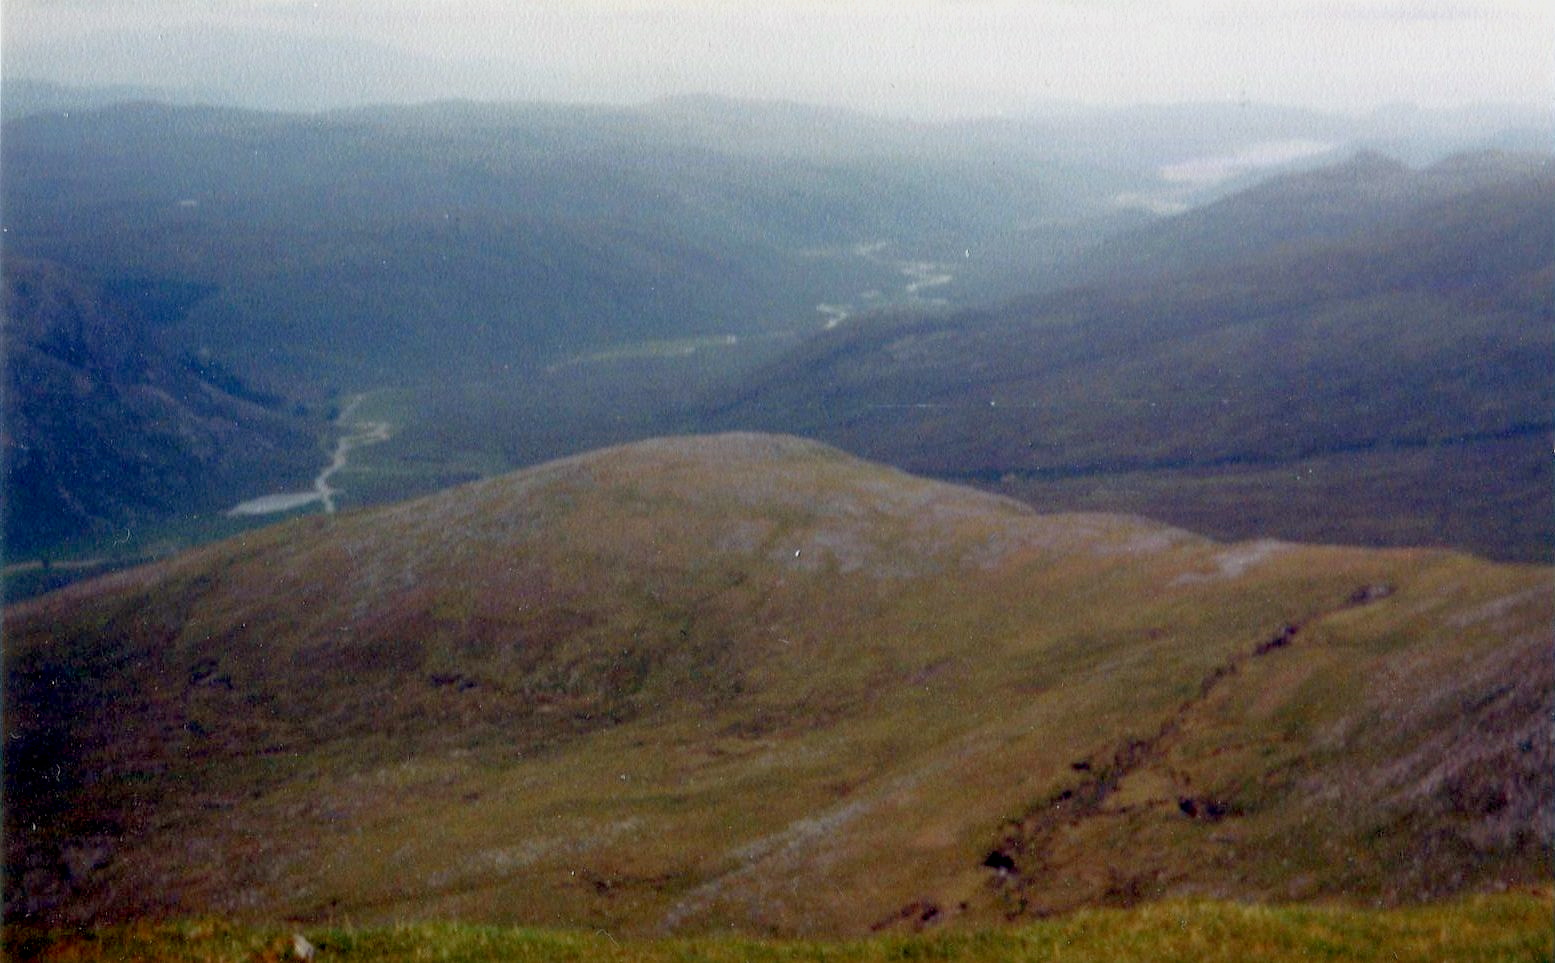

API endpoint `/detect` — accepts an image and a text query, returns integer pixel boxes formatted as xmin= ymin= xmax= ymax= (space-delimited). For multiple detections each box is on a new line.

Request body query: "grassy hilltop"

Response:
xmin=6 ymin=434 xmax=1550 ymax=936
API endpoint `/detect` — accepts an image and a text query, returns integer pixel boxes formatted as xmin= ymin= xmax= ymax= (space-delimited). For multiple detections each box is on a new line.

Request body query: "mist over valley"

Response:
xmin=3 ymin=4 xmax=1552 ymax=956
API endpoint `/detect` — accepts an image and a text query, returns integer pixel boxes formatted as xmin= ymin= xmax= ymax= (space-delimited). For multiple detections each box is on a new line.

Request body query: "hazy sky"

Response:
xmin=5 ymin=0 xmax=1552 ymax=117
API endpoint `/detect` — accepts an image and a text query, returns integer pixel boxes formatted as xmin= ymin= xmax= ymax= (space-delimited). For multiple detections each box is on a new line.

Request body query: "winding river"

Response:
xmin=226 ymin=394 xmax=391 ymax=517
xmin=814 ymin=241 xmax=954 ymax=329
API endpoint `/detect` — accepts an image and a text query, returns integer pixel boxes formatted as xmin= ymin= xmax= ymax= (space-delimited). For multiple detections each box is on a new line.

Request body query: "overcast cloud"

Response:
xmin=4 ymin=0 xmax=1550 ymax=117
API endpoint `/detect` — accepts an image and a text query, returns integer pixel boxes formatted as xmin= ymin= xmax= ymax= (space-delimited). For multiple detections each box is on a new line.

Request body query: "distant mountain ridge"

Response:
xmin=0 ymin=78 xmax=204 ymax=122
xmin=707 ymin=151 xmax=1555 ymax=561
xmin=4 ymin=93 xmax=1546 ymax=391
xmin=4 ymin=98 xmax=1549 ymax=566
xmin=0 ymin=96 xmax=1138 ymax=391
xmin=6 ymin=434 xmax=1548 ymax=931
xmin=1072 ymin=148 xmax=1554 ymax=283
xmin=0 ymin=92 xmax=1168 ymax=562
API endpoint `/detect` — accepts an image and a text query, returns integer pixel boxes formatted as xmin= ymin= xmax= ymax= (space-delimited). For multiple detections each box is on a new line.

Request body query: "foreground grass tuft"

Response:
xmin=10 ymin=893 xmax=1552 ymax=963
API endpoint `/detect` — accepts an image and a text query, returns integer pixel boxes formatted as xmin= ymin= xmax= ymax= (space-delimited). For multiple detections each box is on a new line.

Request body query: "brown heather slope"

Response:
xmin=4 ymin=433 xmax=1549 ymax=934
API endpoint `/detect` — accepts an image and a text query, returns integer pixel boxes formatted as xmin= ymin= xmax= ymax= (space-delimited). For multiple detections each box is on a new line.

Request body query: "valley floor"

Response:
xmin=9 ymin=893 xmax=1551 ymax=963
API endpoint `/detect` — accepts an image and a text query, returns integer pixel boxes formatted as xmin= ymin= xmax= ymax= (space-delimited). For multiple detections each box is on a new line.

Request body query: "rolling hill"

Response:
xmin=7 ymin=434 xmax=1548 ymax=934
xmin=707 ymin=152 xmax=1555 ymax=562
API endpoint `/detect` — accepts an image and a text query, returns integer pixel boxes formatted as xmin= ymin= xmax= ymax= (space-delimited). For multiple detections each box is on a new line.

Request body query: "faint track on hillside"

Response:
xmin=980 ymin=582 xmax=1397 ymax=918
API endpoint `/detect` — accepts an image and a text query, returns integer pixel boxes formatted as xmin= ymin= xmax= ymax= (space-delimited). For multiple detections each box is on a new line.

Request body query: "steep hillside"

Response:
xmin=2 ymin=259 xmax=324 ymax=561
xmin=7 ymin=434 xmax=1548 ymax=934
xmin=709 ymin=154 xmax=1555 ymax=562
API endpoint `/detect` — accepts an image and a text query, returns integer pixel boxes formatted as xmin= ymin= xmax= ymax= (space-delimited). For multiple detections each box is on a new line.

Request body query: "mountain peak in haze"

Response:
xmin=1331 ymin=148 xmax=1409 ymax=175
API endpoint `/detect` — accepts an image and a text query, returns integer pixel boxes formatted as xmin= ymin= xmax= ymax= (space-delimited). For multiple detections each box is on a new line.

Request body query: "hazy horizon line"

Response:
xmin=6 ymin=74 xmax=1552 ymax=127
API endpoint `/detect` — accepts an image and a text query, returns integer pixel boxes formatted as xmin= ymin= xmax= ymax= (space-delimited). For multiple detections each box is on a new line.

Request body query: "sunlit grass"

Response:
xmin=13 ymin=893 xmax=1551 ymax=962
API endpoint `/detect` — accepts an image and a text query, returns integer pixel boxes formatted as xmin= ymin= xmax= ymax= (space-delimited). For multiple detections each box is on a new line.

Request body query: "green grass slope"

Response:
xmin=11 ymin=893 xmax=1553 ymax=963
xmin=5 ymin=434 xmax=1549 ymax=935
